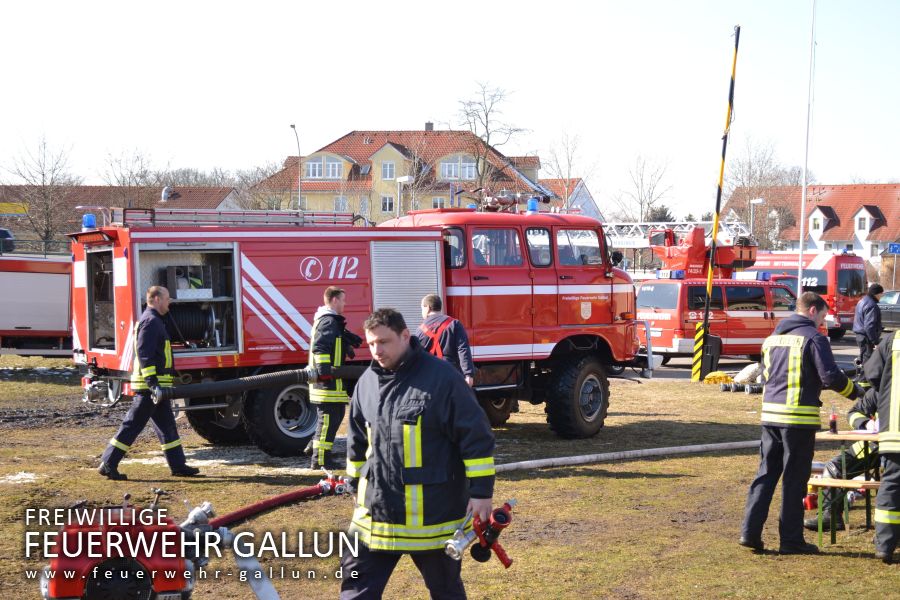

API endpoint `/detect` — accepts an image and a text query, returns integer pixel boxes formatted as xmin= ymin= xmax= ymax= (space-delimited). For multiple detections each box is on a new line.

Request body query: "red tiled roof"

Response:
xmin=538 ymin=178 xmax=583 ymax=200
xmin=509 ymin=156 xmax=541 ymax=170
xmin=262 ymin=130 xmax=546 ymax=197
xmin=0 ymin=185 xmax=235 ymax=210
xmin=724 ymin=184 xmax=900 ymax=243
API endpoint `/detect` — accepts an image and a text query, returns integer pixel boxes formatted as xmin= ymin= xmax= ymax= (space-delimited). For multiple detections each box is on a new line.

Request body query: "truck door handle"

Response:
xmin=474 ymin=275 xmax=489 ymax=281
xmin=559 ymin=275 xmax=574 ymax=280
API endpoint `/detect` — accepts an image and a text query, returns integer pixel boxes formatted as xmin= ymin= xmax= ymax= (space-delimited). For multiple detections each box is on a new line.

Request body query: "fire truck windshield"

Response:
xmin=636 ymin=283 xmax=679 ymax=309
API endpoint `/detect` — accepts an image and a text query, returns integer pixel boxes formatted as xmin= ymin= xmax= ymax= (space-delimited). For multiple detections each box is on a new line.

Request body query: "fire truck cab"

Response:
xmin=636 ymin=271 xmax=798 ymax=362
xmin=71 ymin=207 xmax=650 ymax=455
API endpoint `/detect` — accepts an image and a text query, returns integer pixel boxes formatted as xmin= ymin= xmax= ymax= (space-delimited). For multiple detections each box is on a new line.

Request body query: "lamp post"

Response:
xmin=290 ymin=124 xmax=301 ymax=211
xmin=396 ymin=175 xmax=414 ymax=218
xmin=749 ymin=197 xmax=765 ymax=238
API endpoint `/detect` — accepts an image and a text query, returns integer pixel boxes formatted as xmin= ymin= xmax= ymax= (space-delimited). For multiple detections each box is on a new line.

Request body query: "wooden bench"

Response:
xmin=807 ymin=478 xmax=881 ymax=545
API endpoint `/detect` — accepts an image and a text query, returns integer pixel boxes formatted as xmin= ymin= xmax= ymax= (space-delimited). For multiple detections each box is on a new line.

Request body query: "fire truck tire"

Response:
xmin=243 ymin=384 xmax=317 ymax=456
xmin=828 ymin=329 xmax=846 ymax=341
xmin=84 ymin=558 xmax=153 ymax=600
xmin=606 ymin=364 xmax=626 ymax=376
xmin=185 ymin=399 xmax=249 ymax=445
xmin=479 ymin=396 xmax=513 ymax=426
xmin=545 ymin=357 xmax=609 ymax=438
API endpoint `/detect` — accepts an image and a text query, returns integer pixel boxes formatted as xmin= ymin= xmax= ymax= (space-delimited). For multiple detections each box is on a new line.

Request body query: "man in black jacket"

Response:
xmin=416 ymin=294 xmax=475 ymax=386
xmin=740 ymin=292 xmax=862 ymax=554
xmin=340 ymin=308 xmax=494 ymax=599
xmin=307 ymin=286 xmax=361 ymax=470
xmin=853 ymin=283 xmax=884 ymax=372
xmin=860 ymin=329 xmax=900 ymax=563
xmin=98 ymin=286 xmax=199 ymax=480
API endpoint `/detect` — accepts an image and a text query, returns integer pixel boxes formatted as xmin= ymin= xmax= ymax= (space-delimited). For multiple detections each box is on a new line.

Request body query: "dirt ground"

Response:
xmin=1 ymin=358 xmax=898 ymax=599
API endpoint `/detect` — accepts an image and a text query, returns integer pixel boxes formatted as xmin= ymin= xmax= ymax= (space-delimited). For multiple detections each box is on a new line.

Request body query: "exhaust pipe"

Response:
xmin=154 ymin=366 xmax=369 ymax=403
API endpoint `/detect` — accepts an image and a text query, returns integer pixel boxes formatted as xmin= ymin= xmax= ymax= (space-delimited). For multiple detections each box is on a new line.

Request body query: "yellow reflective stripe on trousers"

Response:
xmin=851 ymin=440 xmax=867 ymax=459
xmin=315 ymin=414 xmax=330 ymax=463
xmin=875 ymin=509 xmax=900 ymax=525
xmin=110 ymin=438 xmax=130 ymax=452
xmin=160 ymin=439 xmax=182 ymax=451
xmin=463 ymin=456 xmax=496 ymax=477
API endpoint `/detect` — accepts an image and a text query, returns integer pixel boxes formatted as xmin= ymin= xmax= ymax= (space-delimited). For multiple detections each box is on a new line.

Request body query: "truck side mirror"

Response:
xmin=611 ymin=251 xmax=623 ymax=267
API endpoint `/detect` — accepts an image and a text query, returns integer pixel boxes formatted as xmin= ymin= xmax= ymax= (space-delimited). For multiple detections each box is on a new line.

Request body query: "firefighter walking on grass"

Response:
xmin=98 ymin=286 xmax=199 ymax=480
xmin=740 ymin=292 xmax=862 ymax=554
xmin=341 ymin=308 xmax=495 ymax=599
xmin=860 ymin=328 xmax=900 ymax=563
xmin=307 ymin=286 xmax=362 ymax=470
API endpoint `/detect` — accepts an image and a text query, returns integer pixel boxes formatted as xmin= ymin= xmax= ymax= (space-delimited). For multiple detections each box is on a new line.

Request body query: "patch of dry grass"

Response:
xmin=0 ymin=374 xmax=895 ymax=599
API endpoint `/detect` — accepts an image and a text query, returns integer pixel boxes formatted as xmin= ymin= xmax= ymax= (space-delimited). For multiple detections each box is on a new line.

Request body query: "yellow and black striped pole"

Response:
xmin=693 ymin=25 xmax=741 ymax=383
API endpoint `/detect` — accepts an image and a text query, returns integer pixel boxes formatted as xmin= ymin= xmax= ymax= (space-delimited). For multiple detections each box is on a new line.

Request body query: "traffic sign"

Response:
xmin=889 ymin=242 xmax=900 ymax=255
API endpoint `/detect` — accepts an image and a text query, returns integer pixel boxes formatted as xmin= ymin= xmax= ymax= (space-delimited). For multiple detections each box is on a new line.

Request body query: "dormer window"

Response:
xmin=382 ymin=161 xmax=395 ymax=180
xmin=812 ymin=218 xmax=820 ymax=231
xmin=306 ymin=161 xmax=322 ymax=178
xmin=325 ymin=157 xmax=343 ymax=179
xmin=857 ymin=217 xmax=867 ymax=230
xmin=440 ymin=156 xmax=477 ymax=181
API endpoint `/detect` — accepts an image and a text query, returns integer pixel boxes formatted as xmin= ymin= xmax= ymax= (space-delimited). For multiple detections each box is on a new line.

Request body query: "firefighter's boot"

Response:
xmin=804 ymin=511 xmax=845 ymax=531
xmin=98 ymin=462 xmax=128 ymax=481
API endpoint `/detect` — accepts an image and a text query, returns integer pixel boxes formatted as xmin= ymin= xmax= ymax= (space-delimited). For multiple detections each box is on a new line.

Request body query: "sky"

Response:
xmin=2 ymin=0 xmax=898 ymax=219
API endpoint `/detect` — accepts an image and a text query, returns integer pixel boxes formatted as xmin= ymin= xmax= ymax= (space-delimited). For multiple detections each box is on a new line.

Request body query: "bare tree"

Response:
xmin=458 ymin=82 xmax=525 ymax=191
xmin=613 ymin=155 xmax=671 ymax=222
xmin=101 ymin=149 xmax=157 ymax=208
xmin=6 ymin=138 xmax=82 ymax=242
xmin=543 ymin=131 xmax=597 ymax=211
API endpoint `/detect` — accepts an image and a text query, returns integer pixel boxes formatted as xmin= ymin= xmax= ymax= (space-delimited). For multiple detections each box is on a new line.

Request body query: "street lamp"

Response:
xmin=290 ymin=124 xmax=301 ymax=211
xmin=396 ymin=175 xmax=414 ymax=218
xmin=749 ymin=197 xmax=765 ymax=238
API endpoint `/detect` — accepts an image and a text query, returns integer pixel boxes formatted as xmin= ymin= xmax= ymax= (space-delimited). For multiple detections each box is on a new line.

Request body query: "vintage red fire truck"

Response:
xmin=746 ymin=251 xmax=867 ymax=340
xmin=0 ymin=254 xmax=72 ymax=356
xmin=71 ymin=207 xmax=651 ymax=455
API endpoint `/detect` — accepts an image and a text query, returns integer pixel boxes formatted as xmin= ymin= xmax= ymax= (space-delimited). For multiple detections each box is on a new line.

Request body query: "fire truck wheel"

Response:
xmin=479 ymin=396 xmax=513 ymax=426
xmin=545 ymin=357 xmax=609 ymax=438
xmin=84 ymin=558 xmax=153 ymax=600
xmin=185 ymin=398 xmax=249 ymax=445
xmin=606 ymin=364 xmax=626 ymax=376
xmin=828 ymin=329 xmax=846 ymax=341
xmin=243 ymin=384 xmax=317 ymax=456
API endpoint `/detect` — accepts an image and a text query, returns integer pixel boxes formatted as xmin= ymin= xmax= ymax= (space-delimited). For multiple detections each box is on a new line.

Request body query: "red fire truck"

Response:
xmin=0 ymin=254 xmax=72 ymax=356
xmin=747 ymin=251 xmax=867 ymax=340
xmin=71 ymin=207 xmax=650 ymax=455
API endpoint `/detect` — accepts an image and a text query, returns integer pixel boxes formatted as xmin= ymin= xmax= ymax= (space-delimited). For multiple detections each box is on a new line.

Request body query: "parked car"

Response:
xmin=0 ymin=228 xmax=14 ymax=253
xmin=880 ymin=290 xmax=900 ymax=331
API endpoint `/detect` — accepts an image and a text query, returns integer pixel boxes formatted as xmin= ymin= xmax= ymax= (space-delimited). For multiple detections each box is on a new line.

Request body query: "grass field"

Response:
xmin=0 ymin=361 xmax=897 ymax=599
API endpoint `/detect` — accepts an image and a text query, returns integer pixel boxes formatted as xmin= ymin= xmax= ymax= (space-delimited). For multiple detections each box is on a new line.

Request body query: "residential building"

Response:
xmin=259 ymin=125 xmax=556 ymax=224
xmin=538 ymin=178 xmax=604 ymax=221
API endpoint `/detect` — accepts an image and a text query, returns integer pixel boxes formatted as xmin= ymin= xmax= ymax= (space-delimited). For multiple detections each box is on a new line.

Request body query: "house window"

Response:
xmin=334 ymin=196 xmax=348 ymax=212
xmin=845 ymin=243 xmax=854 ymax=251
xmin=432 ymin=197 xmax=446 ymax=209
xmin=824 ymin=243 xmax=833 ymax=251
xmin=325 ymin=158 xmax=343 ymax=179
xmin=359 ymin=197 xmax=369 ymax=216
xmin=461 ymin=160 xmax=477 ymax=180
xmin=871 ymin=244 xmax=880 ymax=257
xmin=382 ymin=162 xmax=395 ymax=180
xmin=381 ymin=196 xmax=394 ymax=213
xmin=858 ymin=217 xmax=867 ymax=230
xmin=441 ymin=161 xmax=459 ymax=180
xmin=811 ymin=218 xmax=820 ymax=231
xmin=306 ymin=161 xmax=322 ymax=178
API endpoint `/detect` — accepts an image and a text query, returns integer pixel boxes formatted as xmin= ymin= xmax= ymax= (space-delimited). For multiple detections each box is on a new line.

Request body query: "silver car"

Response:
xmin=880 ymin=290 xmax=900 ymax=331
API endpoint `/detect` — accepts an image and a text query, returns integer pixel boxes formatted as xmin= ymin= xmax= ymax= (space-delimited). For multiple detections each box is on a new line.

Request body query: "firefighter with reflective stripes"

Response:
xmin=340 ymin=308 xmax=494 ymax=599
xmin=741 ymin=292 xmax=861 ymax=554
xmin=804 ymin=390 xmax=879 ymax=532
xmin=861 ymin=329 xmax=900 ymax=563
xmin=416 ymin=294 xmax=475 ymax=386
xmin=98 ymin=286 xmax=199 ymax=480
xmin=307 ymin=286 xmax=361 ymax=470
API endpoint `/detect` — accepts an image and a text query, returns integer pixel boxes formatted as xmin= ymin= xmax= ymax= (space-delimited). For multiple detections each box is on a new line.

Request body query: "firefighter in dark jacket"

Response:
xmin=98 ymin=286 xmax=199 ymax=480
xmin=340 ymin=308 xmax=495 ymax=600
xmin=803 ymin=389 xmax=880 ymax=532
xmin=416 ymin=293 xmax=475 ymax=386
xmin=853 ymin=283 xmax=884 ymax=377
xmin=740 ymin=292 xmax=862 ymax=554
xmin=861 ymin=329 xmax=900 ymax=563
xmin=307 ymin=286 xmax=362 ymax=470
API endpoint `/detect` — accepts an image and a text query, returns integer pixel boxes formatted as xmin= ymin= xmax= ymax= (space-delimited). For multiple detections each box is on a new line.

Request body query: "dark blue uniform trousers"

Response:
xmin=339 ymin=542 xmax=466 ymax=600
xmin=876 ymin=456 xmax=900 ymax=556
xmin=100 ymin=391 xmax=187 ymax=470
xmin=742 ymin=425 xmax=816 ymax=548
